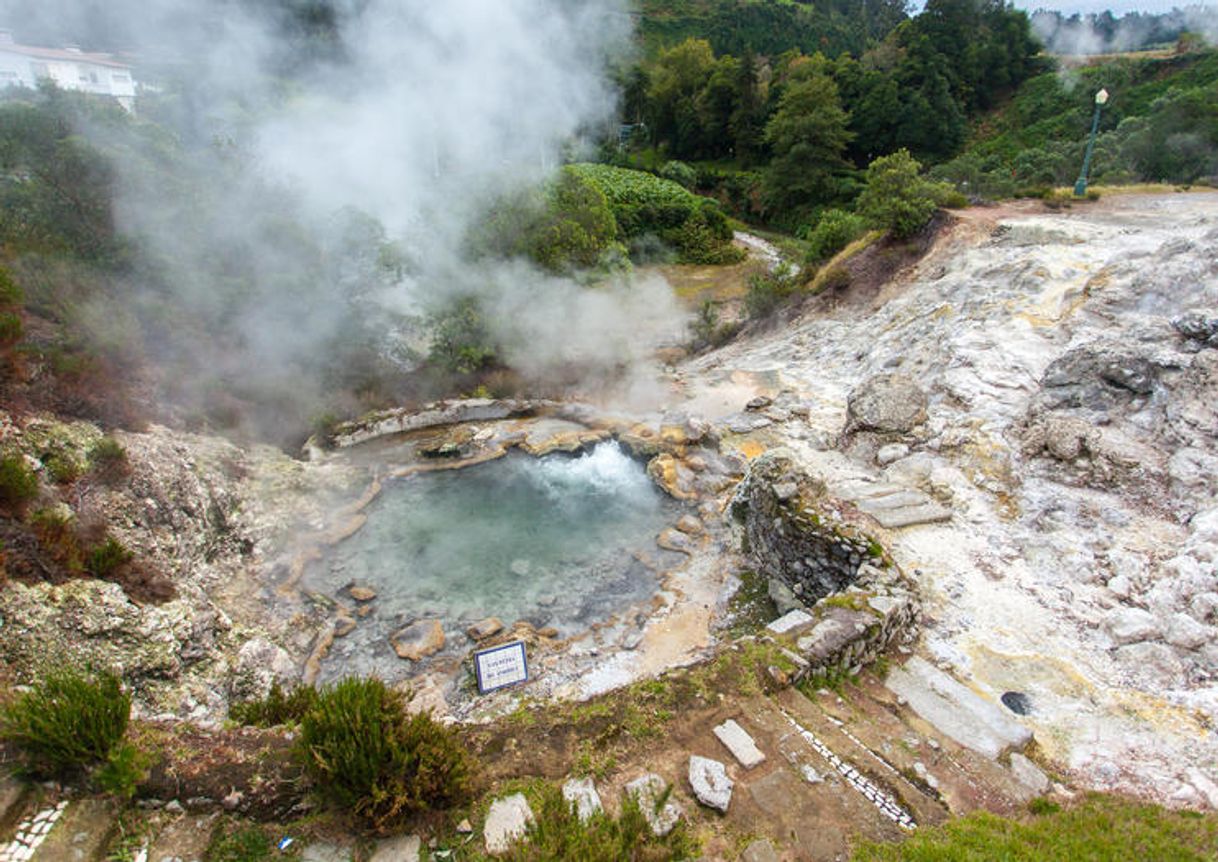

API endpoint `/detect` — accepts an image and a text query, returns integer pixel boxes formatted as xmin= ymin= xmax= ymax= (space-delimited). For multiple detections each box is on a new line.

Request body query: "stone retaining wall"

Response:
xmin=732 ymin=449 xmax=920 ymax=682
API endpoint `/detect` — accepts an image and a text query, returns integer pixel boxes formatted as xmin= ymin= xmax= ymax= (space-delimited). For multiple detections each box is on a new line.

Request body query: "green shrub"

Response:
xmin=1 ymin=666 xmax=130 ymax=777
xmin=0 ymin=454 xmax=39 ymax=510
xmin=231 ymin=682 xmax=319 ymax=727
xmin=493 ymin=781 xmax=699 ymax=861
xmin=87 ymin=436 xmax=130 ymax=482
xmin=95 ymin=741 xmax=151 ymax=799
xmin=856 ymin=150 xmax=939 ymax=239
xmin=804 ymin=209 xmax=866 ymax=264
xmin=206 ymin=825 xmax=274 ymax=862
xmin=745 ymin=265 xmax=800 ymax=319
xmin=86 ymin=536 xmax=133 ymax=578
xmin=929 ymin=182 xmax=970 ymax=209
xmin=816 ymin=265 xmax=852 ymax=292
xmin=43 ymin=452 xmax=82 ymax=484
xmin=30 ymin=507 xmax=84 ymax=573
xmin=427 ymin=297 xmax=497 ymax=375
xmin=0 ymin=311 xmax=23 ymax=346
xmin=297 ymin=677 xmax=473 ymax=830
xmin=658 ymin=160 xmax=697 ymax=189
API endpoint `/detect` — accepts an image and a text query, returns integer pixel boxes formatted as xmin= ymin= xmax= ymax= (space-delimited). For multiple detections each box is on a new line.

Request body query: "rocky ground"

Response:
xmin=678 ymin=191 xmax=1218 ymax=807
xmin=0 ymin=191 xmax=1215 ymax=859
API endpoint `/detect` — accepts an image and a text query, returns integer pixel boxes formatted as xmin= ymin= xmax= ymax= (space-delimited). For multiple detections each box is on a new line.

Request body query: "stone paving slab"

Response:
xmin=886 ymin=657 xmax=1032 ymax=760
xmin=832 ymin=480 xmax=952 ymax=529
xmin=714 ymin=719 xmax=766 ymax=769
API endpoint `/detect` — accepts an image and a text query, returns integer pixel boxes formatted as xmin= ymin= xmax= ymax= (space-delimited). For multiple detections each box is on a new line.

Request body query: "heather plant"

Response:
xmin=297 ymin=677 xmax=473 ymax=830
xmin=1 ymin=666 xmax=131 ymax=778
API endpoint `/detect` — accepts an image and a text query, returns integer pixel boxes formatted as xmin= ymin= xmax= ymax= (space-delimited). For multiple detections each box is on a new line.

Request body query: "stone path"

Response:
xmin=832 ymin=480 xmax=952 ymax=529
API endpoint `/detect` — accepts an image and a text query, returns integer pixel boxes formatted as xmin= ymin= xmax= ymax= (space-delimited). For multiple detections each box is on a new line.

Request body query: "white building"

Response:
xmin=0 ymin=29 xmax=136 ymax=111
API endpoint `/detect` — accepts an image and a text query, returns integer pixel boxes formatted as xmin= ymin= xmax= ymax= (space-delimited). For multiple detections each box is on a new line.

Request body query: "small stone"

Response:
xmin=675 ymin=514 xmax=704 ymax=535
xmin=688 ymin=755 xmax=733 ymax=813
xmin=456 ymin=819 xmax=473 ymax=834
xmin=347 ymin=585 xmax=377 ymax=602
xmin=466 ymin=617 xmax=505 ymax=641
xmin=484 ymin=793 xmax=534 ymax=855
xmin=746 ymin=396 xmax=774 ymax=411
xmin=713 ymin=719 xmax=766 ymax=769
xmin=766 ymin=609 xmax=814 ymax=635
xmin=222 ymin=789 xmax=243 ymax=810
xmin=369 ymin=834 xmax=420 ymax=862
xmin=1010 ymin=753 xmax=1051 ymax=795
xmin=624 ymin=774 xmax=683 ymax=837
xmin=800 ymin=764 xmax=824 ymax=784
xmin=1165 ymin=613 xmax=1210 ymax=650
xmin=390 ymin=620 xmax=445 ymax=661
xmin=876 ymin=443 xmax=910 ymax=466
xmin=561 ymin=777 xmax=602 ymax=822
xmin=741 ymin=838 xmax=781 ymax=862
xmin=164 ymin=800 xmax=184 ymax=815
xmin=1103 ymin=607 xmax=1160 ymax=645
xmin=772 ymin=481 xmax=798 ymax=501
xmin=1001 ymin=691 xmax=1033 ymax=716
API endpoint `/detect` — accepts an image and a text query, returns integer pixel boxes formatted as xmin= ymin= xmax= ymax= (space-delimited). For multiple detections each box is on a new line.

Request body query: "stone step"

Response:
xmin=831 ymin=481 xmax=952 ymax=529
xmin=885 ymin=657 xmax=1032 ymax=760
xmin=713 ymin=719 xmax=766 ymax=769
xmin=868 ymin=503 xmax=953 ymax=529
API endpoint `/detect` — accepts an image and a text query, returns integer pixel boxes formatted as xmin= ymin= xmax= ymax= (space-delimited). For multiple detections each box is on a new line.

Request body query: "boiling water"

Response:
xmin=306 ymin=442 xmax=681 ymax=675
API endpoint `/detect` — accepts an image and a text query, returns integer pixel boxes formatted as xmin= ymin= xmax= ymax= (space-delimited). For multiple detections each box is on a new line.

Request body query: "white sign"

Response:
xmin=474 ymin=641 xmax=528 ymax=694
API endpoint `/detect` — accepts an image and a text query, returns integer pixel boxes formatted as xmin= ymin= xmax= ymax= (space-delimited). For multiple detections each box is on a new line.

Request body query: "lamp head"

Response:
xmin=1096 ymin=88 xmax=1109 ymax=105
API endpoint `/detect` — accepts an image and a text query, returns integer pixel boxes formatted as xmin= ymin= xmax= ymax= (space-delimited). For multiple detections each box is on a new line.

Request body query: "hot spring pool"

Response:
xmin=303 ymin=441 xmax=683 ymax=675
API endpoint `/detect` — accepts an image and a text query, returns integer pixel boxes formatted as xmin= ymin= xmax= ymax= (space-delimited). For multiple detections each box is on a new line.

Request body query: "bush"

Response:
xmin=43 ymin=452 xmax=82 ymax=485
xmin=427 ymin=297 xmax=497 ymax=375
xmin=87 ymin=436 xmax=130 ymax=482
xmin=231 ymin=682 xmax=319 ymax=727
xmin=0 ymin=267 xmax=22 ymax=307
xmin=856 ymin=150 xmax=939 ymax=239
xmin=1 ymin=666 xmax=130 ymax=777
xmin=0 ymin=454 xmax=39 ymax=510
xmin=297 ymin=677 xmax=473 ymax=830
xmin=804 ymin=209 xmax=866 ymax=264
xmin=95 ymin=741 xmax=151 ymax=799
xmin=30 ymin=507 xmax=84 ymax=572
xmin=658 ymin=160 xmax=697 ymax=189
xmin=745 ymin=265 xmax=800 ymax=319
xmin=494 ymin=782 xmax=699 ymax=861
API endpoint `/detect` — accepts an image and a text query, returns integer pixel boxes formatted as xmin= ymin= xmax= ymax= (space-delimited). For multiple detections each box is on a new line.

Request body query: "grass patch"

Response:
xmin=852 ymin=792 xmax=1218 ymax=861
xmin=205 ymin=824 xmax=276 ymax=862
xmin=459 ymin=781 xmax=699 ymax=861
xmin=87 ymin=436 xmax=131 ymax=483
xmin=1 ymin=665 xmax=131 ymax=778
xmin=725 ymin=569 xmax=778 ymax=635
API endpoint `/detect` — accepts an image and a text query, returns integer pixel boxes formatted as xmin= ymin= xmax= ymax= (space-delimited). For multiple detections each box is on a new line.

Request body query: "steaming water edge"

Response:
xmin=303 ymin=442 xmax=682 ymax=679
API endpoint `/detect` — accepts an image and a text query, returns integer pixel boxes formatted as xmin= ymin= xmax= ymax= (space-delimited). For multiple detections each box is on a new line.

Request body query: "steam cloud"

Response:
xmin=1031 ymin=5 xmax=1218 ymax=57
xmin=0 ymin=0 xmax=688 ymax=430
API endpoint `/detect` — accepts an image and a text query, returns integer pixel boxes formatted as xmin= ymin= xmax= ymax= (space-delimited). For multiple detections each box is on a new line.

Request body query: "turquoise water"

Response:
xmin=305 ymin=442 xmax=680 ymax=674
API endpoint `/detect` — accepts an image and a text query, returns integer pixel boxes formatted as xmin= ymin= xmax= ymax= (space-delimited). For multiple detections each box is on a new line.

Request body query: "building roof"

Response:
xmin=0 ymin=42 xmax=130 ymax=70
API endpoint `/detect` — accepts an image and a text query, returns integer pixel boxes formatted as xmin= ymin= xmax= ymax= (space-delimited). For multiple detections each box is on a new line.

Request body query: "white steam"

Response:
xmin=0 ymin=0 xmax=687 ymax=425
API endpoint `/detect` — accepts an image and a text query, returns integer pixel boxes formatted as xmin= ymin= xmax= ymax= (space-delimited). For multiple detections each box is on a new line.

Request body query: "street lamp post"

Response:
xmin=1074 ymin=88 xmax=1109 ymax=197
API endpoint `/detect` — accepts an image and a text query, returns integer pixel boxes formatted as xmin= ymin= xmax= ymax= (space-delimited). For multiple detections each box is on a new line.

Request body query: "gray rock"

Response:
xmin=561 ymin=777 xmax=602 ymax=822
xmin=688 ymin=755 xmax=733 ymax=813
xmin=847 ymin=373 xmax=929 ymax=433
xmin=772 ymin=481 xmax=798 ymax=501
xmin=484 ymin=793 xmax=534 ymax=855
xmin=624 ymin=774 xmax=683 ymax=837
xmin=1165 ymin=613 xmax=1211 ymax=650
xmin=713 ymin=719 xmax=766 ymax=769
xmin=766 ymin=608 xmax=813 ymax=635
xmin=741 ymin=838 xmax=781 ymax=862
xmin=886 ymin=657 xmax=1032 ymax=760
xmin=876 ymin=443 xmax=910 ymax=466
xmin=674 ymin=514 xmax=704 ymax=535
xmin=1040 ymin=347 xmax=1157 ymax=409
xmin=301 ymin=844 xmax=353 ymax=862
xmin=369 ymin=835 xmax=420 ymax=862
xmin=1103 ymin=607 xmax=1159 ymax=645
xmin=229 ymin=637 xmax=295 ymax=702
xmin=466 ymin=617 xmax=504 ymax=641
xmin=767 ymin=579 xmax=804 ymax=617
xmin=1114 ymin=642 xmax=1186 ymax=686
xmin=1010 ymin=753 xmax=1051 ymax=795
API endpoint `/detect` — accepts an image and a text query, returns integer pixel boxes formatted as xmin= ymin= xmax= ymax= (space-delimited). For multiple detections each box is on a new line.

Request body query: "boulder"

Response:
xmin=847 ymin=374 xmax=929 ymax=434
xmin=876 ymin=443 xmax=910 ymax=466
xmin=561 ymin=777 xmax=602 ymax=822
xmin=688 ymin=755 xmax=733 ymax=813
xmin=230 ymin=637 xmax=296 ymax=702
xmin=484 ymin=793 xmax=534 ymax=855
xmin=1164 ymin=613 xmax=1211 ymax=650
xmin=1040 ymin=347 xmax=1157 ymax=410
xmin=369 ymin=835 xmax=420 ymax=862
xmin=390 ymin=620 xmax=445 ymax=661
xmin=1103 ymin=608 xmax=1159 ymax=645
xmin=624 ymin=774 xmax=683 ymax=837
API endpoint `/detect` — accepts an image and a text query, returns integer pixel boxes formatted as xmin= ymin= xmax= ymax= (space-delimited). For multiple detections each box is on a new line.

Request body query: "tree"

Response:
xmin=762 ymin=68 xmax=854 ymax=219
xmin=856 ymin=148 xmax=938 ymax=237
xmin=647 ymin=39 xmax=716 ymax=159
xmin=730 ymin=47 xmax=767 ymax=166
